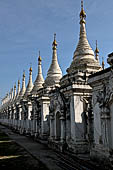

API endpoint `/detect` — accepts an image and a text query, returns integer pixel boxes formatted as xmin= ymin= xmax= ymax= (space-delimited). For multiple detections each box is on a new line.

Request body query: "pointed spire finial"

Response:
xmin=14 ymin=82 xmax=16 ymax=88
xmin=32 ymin=51 xmax=44 ymax=93
xmin=44 ymin=34 xmax=62 ymax=87
xmin=13 ymin=83 xmax=16 ymax=99
xmin=38 ymin=50 xmax=42 ymax=63
xmin=16 ymin=79 xmax=21 ymax=98
xmin=18 ymin=79 xmax=20 ymax=84
xmin=24 ymin=63 xmax=33 ymax=97
xmin=95 ymin=40 xmax=99 ymax=60
xmin=29 ymin=63 xmax=32 ymax=72
xmin=23 ymin=70 xmax=25 ymax=78
xmin=102 ymin=56 xmax=105 ymax=70
xmin=52 ymin=33 xmax=57 ymax=49
xmin=19 ymin=70 xmax=26 ymax=97
xmin=81 ymin=0 xmax=83 ymax=9
xmin=80 ymin=0 xmax=86 ymax=23
xmin=54 ymin=33 xmax=56 ymax=41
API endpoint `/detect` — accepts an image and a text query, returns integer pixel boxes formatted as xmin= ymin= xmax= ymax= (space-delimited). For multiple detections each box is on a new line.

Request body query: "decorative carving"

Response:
xmin=96 ymin=83 xmax=111 ymax=115
xmin=49 ymin=87 xmax=67 ymax=118
xmin=96 ymin=69 xmax=113 ymax=110
xmin=49 ymin=99 xmax=55 ymax=115
xmin=22 ymin=104 xmax=28 ymax=120
xmin=108 ymin=69 xmax=113 ymax=103
xmin=32 ymin=99 xmax=41 ymax=126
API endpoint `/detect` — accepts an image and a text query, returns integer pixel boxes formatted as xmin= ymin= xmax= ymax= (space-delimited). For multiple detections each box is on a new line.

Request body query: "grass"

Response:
xmin=0 ymin=130 xmax=48 ymax=170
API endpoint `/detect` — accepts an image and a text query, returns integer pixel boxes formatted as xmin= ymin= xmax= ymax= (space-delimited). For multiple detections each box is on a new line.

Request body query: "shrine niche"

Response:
xmin=31 ymin=99 xmax=41 ymax=137
xmin=49 ymin=88 xmax=67 ymax=143
xmin=21 ymin=103 xmax=28 ymax=120
xmin=49 ymin=88 xmax=66 ymax=117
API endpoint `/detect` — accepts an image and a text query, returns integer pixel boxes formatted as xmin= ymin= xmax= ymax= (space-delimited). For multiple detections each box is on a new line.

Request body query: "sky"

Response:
xmin=0 ymin=0 xmax=113 ymax=102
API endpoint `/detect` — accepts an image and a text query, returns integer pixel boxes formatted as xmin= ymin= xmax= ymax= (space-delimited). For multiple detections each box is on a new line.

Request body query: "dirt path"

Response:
xmin=0 ymin=125 xmax=62 ymax=170
xmin=0 ymin=128 xmax=48 ymax=170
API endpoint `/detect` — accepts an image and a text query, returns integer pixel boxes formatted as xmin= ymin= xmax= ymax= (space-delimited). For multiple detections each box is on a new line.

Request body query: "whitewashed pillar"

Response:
xmin=60 ymin=115 xmax=65 ymax=142
xmin=18 ymin=105 xmax=22 ymax=130
xmin=13 ymin=107 xmax=16 ymax=128
xmin=27 ymin=101 xmax=32 ymax=133
xmin=40 ymin=97 xmax=50 ymax=137
xmin=70 ymin=95 xmax=76 ymax=141
xmin=101 ymin=107 xmax=111 ymax=148
xmin=8 ymin=107 xmax=11 ymax=127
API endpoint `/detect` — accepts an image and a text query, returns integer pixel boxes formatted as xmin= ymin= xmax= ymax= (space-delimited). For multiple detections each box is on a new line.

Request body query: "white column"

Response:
xmin=70 ymin=95 xmax=76 ymax=141
xmin=101 ymin=111 xmax=111 ymax=148
xmin=40 ymin=97 xmax=50 ymax=137
xmin=60 ymin=116 xmax=65 ymax=142
xmin=27 ymin=102 xmax=32 ymax=133
xmin=9 ymin=108 xmax=12 ymax=127
xmin=13 ymin=107 xmax=16 ymax=128
xmin=18 ymin=106 xmax=22 ymax=130
xmin=10 ymin=109 xmax=13 ymax=127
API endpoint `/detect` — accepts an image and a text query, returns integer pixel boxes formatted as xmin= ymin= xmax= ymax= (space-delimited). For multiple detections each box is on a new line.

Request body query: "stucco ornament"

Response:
xmin=30 ymin=99 xmax=40 ymax=122
xmin=108 ymin=69 xmax=113 ymax=103
xmin=92 ymin=91 xmax=99 ymax=107
xmin=96 ymin=83 xmax=111 ymax=115
xmin=97 ymin=69 xmax=113 ymax=108
xmin=49 ymin=100 xmax=55 ymax=115
xmin=49 ymin=88 xmax=66 ymax=117
xmin=22 ymin=104 xmax=28 ymax=120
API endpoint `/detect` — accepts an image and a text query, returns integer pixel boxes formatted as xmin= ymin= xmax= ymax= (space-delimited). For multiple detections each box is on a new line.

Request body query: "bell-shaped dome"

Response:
xmin=44 ymin=34 xmax=62 ymax=87
xmin=31 ymin=52 xmax=44 ymax=94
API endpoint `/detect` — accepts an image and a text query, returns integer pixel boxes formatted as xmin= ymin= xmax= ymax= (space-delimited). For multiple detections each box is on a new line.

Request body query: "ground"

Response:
xmin=0 ymin=130 xmax=48 ymax=170
xmin=0 ymin=124 xmax=112 ymax=170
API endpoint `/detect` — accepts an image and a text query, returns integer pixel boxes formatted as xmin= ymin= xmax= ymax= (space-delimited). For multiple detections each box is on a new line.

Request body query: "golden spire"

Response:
xmin=81 ymin=0 xmax=83 ymax=9
xmin=44 ymin=33 xmax=62 ymax=87
xmin=18 ymin=79 xmax=20 ymax=84
xmin=17 ymin=79 xmax=20 ymax=95
xmin=52 ymin=33 xmax=57 ymax=50
xmin=19 ymin=70 xmax=26 ymax=97
xmin=38 ymin=50 xmax=42 ymax=64
xmin=23 ymin=70 xmax=25 ymax=78
xmin=102 ymin=56 xmax=105 ymax=70
xmin=24 ymin=64 xmax=33 ymax=97
xmin=80 ymin=0 xmax=86 ymax=23
xmin=13 ymin=83 xmax=16 ymax=99
xmin=31 ymin=51 xmax=44 ymax=94
xmin=29 ymin=63 xmax=32 ymax=72
xmin=14 ymin=83 xmax=16 ymax=89
xmin=95 ymin=40 xmax=99 ymax=60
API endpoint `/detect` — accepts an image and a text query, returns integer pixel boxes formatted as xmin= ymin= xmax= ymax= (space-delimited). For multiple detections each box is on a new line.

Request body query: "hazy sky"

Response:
xmin=0 ymin=0 xmax=113 ymax=101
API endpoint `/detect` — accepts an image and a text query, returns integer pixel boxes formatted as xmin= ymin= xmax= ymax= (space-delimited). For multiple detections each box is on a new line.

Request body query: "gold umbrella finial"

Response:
xmin=95 ymin=40 xmax=99 ymax=60
xmin=23 ymin=70 xmax=25 ymax=77
xmin=80 ymin=0 xmax=86 ymax=23
xmin=29 ymin=63 xmax=32 ymax=72
xmin=38 ymin=50 xmax=42 ymax=63
xmin=52 ymin=33 xmax=57 ymax=49
xmin=81 ymin=0 xmax=83 ymax=9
